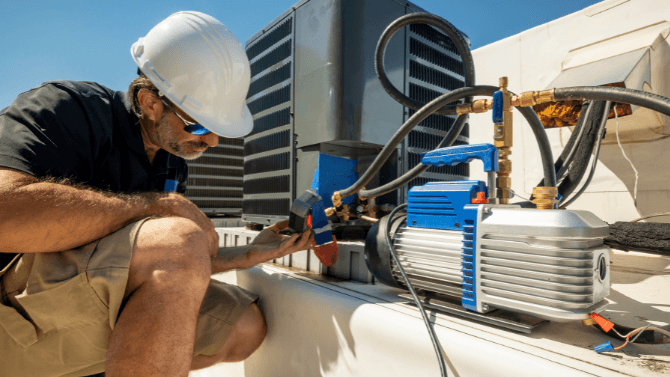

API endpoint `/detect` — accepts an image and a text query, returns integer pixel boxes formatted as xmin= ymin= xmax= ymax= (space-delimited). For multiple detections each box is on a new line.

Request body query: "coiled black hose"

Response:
xmin=376 ymin=13 xmax=475 ymax=115
xmin=338 ymin=86 xmax=497 ymax=199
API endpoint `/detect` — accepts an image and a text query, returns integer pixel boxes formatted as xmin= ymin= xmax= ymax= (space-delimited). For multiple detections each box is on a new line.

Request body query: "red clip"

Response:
xmin=306 ymin=214 xmax=312 ymax=228
xmin=471 ymin=191 xmax=488 ymax=204
xmin=313 ymin=235 xmax=338 ymax=267
xmin=590 ymin=313 xmax=614 ymax=332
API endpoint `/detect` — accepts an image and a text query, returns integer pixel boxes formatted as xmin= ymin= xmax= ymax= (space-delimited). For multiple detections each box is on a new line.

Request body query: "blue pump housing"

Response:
xmin=407 ymin=180 xmax=487 ymax=231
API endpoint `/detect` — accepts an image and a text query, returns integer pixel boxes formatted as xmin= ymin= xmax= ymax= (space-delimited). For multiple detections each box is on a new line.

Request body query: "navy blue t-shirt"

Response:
xmin=0 ymin=80 xmax=187 ymax=193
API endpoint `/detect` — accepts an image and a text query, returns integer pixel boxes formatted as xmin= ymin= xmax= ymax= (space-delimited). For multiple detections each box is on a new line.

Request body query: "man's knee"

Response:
xmin=215 ymin=303 xmax=267 ymax=363
xmin=125 ymin=217 xmax=212 ymax=297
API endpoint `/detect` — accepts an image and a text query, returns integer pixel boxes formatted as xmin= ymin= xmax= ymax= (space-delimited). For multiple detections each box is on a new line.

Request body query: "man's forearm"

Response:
xmin=0 ymin=180 xmax=165 ymax=253
xmin=211 ymin=245 xmax=253 ymax=273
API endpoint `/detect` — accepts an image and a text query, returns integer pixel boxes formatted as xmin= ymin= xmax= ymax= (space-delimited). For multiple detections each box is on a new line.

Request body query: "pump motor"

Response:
xmin=365 ymin=144 xmax=610 ymax=322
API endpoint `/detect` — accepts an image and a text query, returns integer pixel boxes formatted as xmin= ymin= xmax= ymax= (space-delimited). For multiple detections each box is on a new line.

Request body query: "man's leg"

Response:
xmin=190 ymin=302 xmax=267 ymax=370
xmin=106 ymin=217 xmax=212 ymax=377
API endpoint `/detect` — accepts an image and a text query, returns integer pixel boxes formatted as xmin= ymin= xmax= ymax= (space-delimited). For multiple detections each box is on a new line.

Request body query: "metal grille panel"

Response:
xmin=244 ymin=15 xmax=295 ymax=223
xmin=185 ymin=138 xmax=244 ymax=214
xmin=403 ymin=24 xmax=469 ymax=195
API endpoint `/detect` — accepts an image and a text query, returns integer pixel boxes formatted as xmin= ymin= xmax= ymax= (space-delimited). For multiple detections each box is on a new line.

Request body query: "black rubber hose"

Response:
xmin=358 ymin=114 xmax=468 ymax=199
xmin=338 ymin=86 xmax=499 ymax=200
xmin=560 ymin=101 xmax=612 ymax=208
xmin=555 ymin=101 xmax=607 ymax=201
xmin=376 ymin=13 xmax=475 ymax=115
xmin=553 ymin=101 xmax=592 ymax=185
xmin=359 ymin=92 xmax=558 ymax=199
xmin=385 ymin=204 xmax=448 ymax=377
xmin=515 ymin=105 xmax=557 ymax=188
xmin=554 ymin=86 xmax=670 ymax=117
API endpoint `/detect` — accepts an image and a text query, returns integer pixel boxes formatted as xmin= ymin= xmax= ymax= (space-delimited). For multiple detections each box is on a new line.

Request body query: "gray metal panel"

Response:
xmin=293 ymin=0 xmax=344 ymax=148
xmin=340 ymin=0 xmax=406 ymax=146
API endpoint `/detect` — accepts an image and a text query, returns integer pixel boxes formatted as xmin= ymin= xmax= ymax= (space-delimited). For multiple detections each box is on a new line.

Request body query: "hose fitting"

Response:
xmin=456 ymin=99 xmax=493 ymax=115
xmin=332 ymin=191 xmax=343 ymax=208
xmin=511 ymin=89 xmax=556 ymax=107
xmin=532 ymin=186 xmax=558 ymax=210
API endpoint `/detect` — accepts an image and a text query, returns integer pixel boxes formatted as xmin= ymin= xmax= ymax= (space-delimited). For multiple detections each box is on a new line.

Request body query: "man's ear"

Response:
xmin=137 ymin=89 xmax=163 ymax=122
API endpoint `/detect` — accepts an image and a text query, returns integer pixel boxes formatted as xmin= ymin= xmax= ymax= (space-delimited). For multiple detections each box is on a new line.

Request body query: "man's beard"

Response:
xmin=157 ymin=114 xmax=208 ymax=160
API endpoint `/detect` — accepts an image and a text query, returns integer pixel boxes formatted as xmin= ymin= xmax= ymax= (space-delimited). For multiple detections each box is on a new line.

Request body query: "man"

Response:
xmin=0 ymin=11 xmax=312 ymax=376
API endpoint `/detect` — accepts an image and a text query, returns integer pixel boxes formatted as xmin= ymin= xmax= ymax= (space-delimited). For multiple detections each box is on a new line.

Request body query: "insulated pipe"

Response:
xmin=554 ymin=86 xmax=670 ymax=116
xmin=375 ymin=13 xmax=476 ymax=115
xmin=560 ymin=101 xmax=612 ymax=208
xmin=337 ymin=86 xmax=499 ymax=200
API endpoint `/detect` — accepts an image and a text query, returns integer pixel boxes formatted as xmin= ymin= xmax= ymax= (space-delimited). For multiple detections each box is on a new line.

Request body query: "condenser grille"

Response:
xmin=244 ymin=130 xmax=291 ymax=156
xmin=250 ymin=40 xmax=292 ymax=77
xmin=409 ymin=38 xmax=464 ymax=76
xmin=244 ymin=15 xmax=295 ymax=222
xmin=248 ymin=63 xmax=292 ymax=98
xmin=243 ymin=199 xmax=291 ymax=216
xmin=246 ymin=18 xmax=293 ymax=61
xmin=249 ymin=108 xmax=291 ymax=136
xmin=244 ymin=176 xmax=290 ymax=194
xmin=185 ymin=138 xmax=244 ymax=214
xmin=244 ymin=152 xmax=290 ymax=175
xmin=409 ymin=24 xmax=459 ymax=55
xmin=247 ymin=85 xmax=291 ymax=114
xmin=410 ymin=60 xmax=464 ymax=91
xmin=405 ymin=22 xmax=469 ymax=193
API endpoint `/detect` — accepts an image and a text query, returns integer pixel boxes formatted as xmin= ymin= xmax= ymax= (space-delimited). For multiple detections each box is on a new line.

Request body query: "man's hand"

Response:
xmin=210 ymin=220 xmax=314 ymax=273
xmin=156 ymin=193 xmax=219 ymax=257
xmin=251 ymin=220 xmax=313 ymax=261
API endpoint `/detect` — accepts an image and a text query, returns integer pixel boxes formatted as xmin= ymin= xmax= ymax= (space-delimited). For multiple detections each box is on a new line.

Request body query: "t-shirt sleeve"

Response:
xmin=0 ymin=82 xmax=98 ymax=181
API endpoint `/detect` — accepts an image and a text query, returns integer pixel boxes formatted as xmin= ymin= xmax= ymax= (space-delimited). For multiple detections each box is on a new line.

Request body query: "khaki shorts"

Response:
xmin=0 ymin=219 xmax=257 ymax=377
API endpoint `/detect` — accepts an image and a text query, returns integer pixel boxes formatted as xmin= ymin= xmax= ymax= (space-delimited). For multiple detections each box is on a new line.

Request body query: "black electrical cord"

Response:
xmin=338 ymin=86 xmax=498 ymax=199
xmin=560 ymin=101 xmax=612 ymax=208
xmin=385 ymin=204 xmax=448 ymax=377
xmin=376 ymin=13 xmax=475 ymax=115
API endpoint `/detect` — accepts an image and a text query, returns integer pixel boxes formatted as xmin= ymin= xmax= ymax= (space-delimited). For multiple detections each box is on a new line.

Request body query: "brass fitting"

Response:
xmin=337 ymin=204 xmax=350 ymax=222
xmin=325 ymin=207 xmax=336 ymax=217
xmin=510 ymin=89 xmax=556 ymax=107
xmin=456 ymin=99 xmax=493 ymax=115
xmin=582 ymin=318 xmax=597 ymax=326
xmin=496 ymin=149 xmax=512 ymax=204
xmin=332 ymin=191 xmax=342 ymax=208
xmin=532 ymin=187 xmax=559 ymax=210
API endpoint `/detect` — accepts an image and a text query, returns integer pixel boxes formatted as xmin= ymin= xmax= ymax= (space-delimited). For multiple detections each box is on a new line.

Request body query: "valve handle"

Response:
xmin=421 ymin=143 xmax=499 ymax=172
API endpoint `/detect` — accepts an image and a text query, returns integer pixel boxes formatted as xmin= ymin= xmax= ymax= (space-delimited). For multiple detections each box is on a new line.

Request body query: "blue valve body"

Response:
xmin=493 ymin=90 xmax=504 ymax=124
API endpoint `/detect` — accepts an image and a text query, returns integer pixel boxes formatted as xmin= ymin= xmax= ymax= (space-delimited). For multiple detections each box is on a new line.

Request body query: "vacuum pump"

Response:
xmin=365 ymin=143 xmax=611 ymax=322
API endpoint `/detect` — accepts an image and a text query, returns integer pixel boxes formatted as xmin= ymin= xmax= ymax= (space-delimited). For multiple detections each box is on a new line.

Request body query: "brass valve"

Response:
xmin=332 ymin=191 xmax=342 ymax=208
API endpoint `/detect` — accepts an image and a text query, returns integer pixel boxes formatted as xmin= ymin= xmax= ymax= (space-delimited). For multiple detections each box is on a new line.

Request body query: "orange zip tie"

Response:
xmin=590 ymin=313 xmax=614 ymax=333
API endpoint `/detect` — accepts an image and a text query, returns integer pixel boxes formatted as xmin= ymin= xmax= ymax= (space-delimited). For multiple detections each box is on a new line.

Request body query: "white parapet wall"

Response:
xmin=468 ymin=0 xmax=670 ymax=223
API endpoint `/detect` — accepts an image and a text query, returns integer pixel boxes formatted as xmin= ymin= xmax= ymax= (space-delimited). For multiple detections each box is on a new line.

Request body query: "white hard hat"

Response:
xmin=131 ymin=11 xmax=253 ymax=138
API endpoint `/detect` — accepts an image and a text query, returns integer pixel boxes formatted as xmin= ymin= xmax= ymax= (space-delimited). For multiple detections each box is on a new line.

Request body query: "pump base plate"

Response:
xmin=399 ymin=292 xmax=547 ymax=333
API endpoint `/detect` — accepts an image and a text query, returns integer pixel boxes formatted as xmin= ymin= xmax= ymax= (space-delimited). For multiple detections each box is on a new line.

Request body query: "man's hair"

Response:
xmin=128 ymin=71 xmax=159 ymax=119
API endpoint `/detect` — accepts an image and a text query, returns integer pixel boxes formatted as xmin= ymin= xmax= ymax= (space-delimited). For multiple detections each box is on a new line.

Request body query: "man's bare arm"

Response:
xmin=0 ymin=167 xmax=218 ymax=254
xmin=211 ymin=220 xmax=313 ymax=273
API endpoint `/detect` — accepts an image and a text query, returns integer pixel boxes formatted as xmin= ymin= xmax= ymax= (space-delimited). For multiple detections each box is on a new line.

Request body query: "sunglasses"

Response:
xmin=161 ymin=99 xmax=212 ymax=135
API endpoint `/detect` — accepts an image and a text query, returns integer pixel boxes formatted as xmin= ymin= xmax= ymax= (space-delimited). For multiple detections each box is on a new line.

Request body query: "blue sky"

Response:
xmin=0 ymin=0 xmax=601 ymax=109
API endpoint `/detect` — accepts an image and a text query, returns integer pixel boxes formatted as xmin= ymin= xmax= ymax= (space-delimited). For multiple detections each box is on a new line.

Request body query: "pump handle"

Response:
xmin=421 ymin=143 xmax=499 ymax=172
